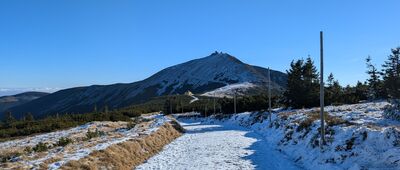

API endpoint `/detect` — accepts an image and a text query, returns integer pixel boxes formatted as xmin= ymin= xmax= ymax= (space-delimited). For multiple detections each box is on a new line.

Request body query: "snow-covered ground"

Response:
xmin=136 ymin=119 xmax=300 ymax=170
xmin=199 ymin=101 xmax=400 ymax=170
xmin=139 ymin=101 xmax=400 ymax=170
xmin=189 ymin=95 xmax=199 ymax=104
xmin=201 ymin=82 xmax=256 ymax=98
xmin=3 ymin=101 xmax=399 ymax=170
xmin=0 ymin=114 xmax=172 ymax=170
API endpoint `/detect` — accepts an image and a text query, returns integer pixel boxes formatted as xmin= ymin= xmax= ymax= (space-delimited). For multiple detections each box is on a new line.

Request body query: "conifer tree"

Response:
xmin=302 ymin=57 xmax=320 ymax=107
xmin=284 ymin=59 xmax=304 ymax=108
xmin=382 ymin=47 xmax=400 ymax=99
xmin=326 ymin=73 xmax=342 ymax=105
xmin=327 ymin=73 xmax=335 ymax=87
xmin=25 ymin=112 xmax=34 ymax=121
xmin=326 ymin=73 xmax=334 ymax=105
xmin=5 ymin=112 xmax=16 ymax=128
xmin=355 ymin=81 xmax=368 ymax=101
xmin=381 ymin=47 xmax=400 ymax=120
xmin=330 ymin=79 xmax=342 ymax=104
xmin=366 ymin=56 xmax=383 ymax=99
xmin=284 ymin=57 xmax=320 ymax=108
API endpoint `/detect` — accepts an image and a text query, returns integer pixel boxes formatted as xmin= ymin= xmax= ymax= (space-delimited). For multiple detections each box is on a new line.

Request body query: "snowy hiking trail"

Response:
xmin=136 ymin=119 xmax=301 ymax=170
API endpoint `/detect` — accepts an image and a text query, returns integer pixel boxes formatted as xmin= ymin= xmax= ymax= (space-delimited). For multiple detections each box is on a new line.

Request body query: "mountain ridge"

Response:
xmin=4 ymin=52 xmax=287 ymax=119
xmin=0 ymin=92 xmax=49 ymax=116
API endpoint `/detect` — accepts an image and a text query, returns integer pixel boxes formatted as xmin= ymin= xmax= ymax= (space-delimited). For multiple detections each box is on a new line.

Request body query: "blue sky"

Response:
xmin=1 ymin=0 xmax=399 ymax=93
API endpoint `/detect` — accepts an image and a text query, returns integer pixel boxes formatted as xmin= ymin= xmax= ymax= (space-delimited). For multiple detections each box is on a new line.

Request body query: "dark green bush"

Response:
xmin=57 ymin=137 xmax=72 ymax=147
xmin=85 ymin=129 xmax=105 ymax=140
xmin=345 ymin=137 xmax=356 ymax=151
xmin=126 ymin=121 xmax=136 ymax=130
xmin=33 ymin=142 xmax=48 ymax=152
xmin=24 ymin=146 xmax=33 ymax=153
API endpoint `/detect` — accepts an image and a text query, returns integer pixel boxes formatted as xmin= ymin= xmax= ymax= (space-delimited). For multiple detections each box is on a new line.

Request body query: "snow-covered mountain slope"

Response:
xmin=201 ymin=82 xmax=257 ymax=98
xmin=144 ymin=52 xmax=283 ymax=94
xmin=7 ymin=52 xmax=287 ymax=119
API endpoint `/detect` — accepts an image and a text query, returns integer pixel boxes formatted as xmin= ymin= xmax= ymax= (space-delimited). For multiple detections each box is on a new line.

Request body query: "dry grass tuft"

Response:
xmin=61 ymin=121 xmax=183 ymax=170
xmin=297 ymin=111 xmax=352 ymax=132
xmin=279 ymin=111 xmax=297 ymax=120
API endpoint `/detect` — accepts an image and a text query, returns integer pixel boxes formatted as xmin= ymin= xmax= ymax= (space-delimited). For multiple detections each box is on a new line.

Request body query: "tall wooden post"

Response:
xmin=268 ymin=67 xmax=272 ymax=122
xmin=234 ymin=90 xmax=237 ymax=114
xmin=320 ymin=31 xmax=326 ymax=145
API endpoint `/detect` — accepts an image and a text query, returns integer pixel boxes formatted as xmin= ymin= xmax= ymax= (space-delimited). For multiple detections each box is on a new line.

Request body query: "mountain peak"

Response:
xmin=209 ymin=51 xmax=231 ymax=58
xmin=210 ymin=51 xmax=227 ymax=56
xmin=204 ymin=51 xmax=242 ymax=65
xmin=5 ymin=53 xmax=287 ymax=119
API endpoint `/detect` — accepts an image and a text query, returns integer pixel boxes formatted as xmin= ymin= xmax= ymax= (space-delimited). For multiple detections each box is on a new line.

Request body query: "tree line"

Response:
xmin=284 ymin=47 xmax=400 ymax=109
xmin=162 ymin=94 xmax=281 ymax=115
xmin=0 ymin=106 xmax=141 ymax=140
xmin=365 ymin=47 xmax=400 ymax=100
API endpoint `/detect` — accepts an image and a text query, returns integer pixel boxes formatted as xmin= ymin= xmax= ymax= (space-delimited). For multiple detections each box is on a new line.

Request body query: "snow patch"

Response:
xmin=201 ymin=82 xmax=256 ymax=98
xmin=189 ymin=95 xmax=199 ymax=103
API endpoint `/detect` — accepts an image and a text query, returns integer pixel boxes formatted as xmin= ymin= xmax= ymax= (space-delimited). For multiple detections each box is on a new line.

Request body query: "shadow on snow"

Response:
xmin=179 ymin=119 xmax=302 ymax=170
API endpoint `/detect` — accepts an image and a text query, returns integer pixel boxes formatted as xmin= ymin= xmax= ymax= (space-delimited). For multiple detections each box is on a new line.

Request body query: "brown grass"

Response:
xmin=61 ymin=121 xmax=183 ymax=170
xmin=297 ymin=111 xmax=352 ymax=132
xmin=279 ymin=111 xmax=297 ymax=120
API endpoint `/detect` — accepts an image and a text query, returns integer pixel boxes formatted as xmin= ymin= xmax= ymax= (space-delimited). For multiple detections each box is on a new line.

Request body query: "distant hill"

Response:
xmin=0 ymin=92 xmax=49 ymax=118
xmin=6 ymin=52 xmax=287 ymax=119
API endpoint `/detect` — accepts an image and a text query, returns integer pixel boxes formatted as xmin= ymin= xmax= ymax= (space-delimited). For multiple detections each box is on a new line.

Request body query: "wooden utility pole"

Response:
xmin=268 ymin=67 xmax=272 ymax=122
xmin=320 ymin=31 xmax=326 ymax=145
xmin=234 ymin=90 xmax=237 ymax=114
